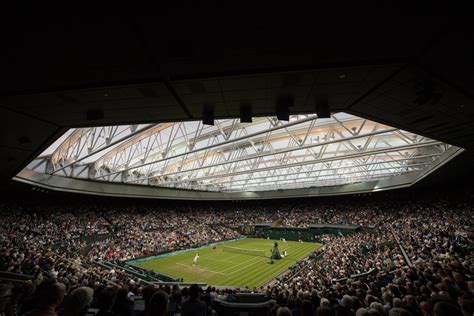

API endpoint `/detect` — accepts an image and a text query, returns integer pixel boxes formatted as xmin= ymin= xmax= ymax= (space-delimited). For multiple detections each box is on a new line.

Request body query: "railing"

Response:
xmin=213 ymin=299 xmax=269 ymax=316
xmin=334 ymin=265 xmax=409 ymax=285
xmin=282 ymin=246 xmax=325 ymax=285
xmin=51 ymin=232 xmax=113 ymax=255
xmin=333 ymin=268 xmax=378 ymax=284
xmin=0 ymin=271 xmax=33 ymax=284
xmin=151 ymin=281 xmax=208 ymax=287
xmin=127 ymin=237 xmax=245 ymax=264
xmin=391 ymin=230 xmax=413 ymax=267
xmin=87 ymin=261 xmax=137 ymax=287
xmin=124 ymin=264 xmax=179 ymax=282
xmin=101 ymin=261 xmax=159 ymax=282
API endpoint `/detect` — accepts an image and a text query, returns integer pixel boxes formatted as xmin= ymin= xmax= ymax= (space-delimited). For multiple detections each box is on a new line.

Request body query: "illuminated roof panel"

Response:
xmin=24 ymin=113 xmax=461 ymax=192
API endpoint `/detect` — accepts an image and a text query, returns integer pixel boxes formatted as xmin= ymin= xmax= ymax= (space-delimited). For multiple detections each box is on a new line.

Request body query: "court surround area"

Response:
xmin=131 ymin=238 xmax=321 ymax=288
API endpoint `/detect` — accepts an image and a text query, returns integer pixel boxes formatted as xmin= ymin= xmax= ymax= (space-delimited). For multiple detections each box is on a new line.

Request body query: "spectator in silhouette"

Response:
xmin=24 ymin=281 xmax=66 ymax=316
xmin=277 ymin=307 xmax=292 ymax=316
xmin=0 ymin=283 xmax=12 ymax=316
xmin=433 ymin=301 xmax=463 ymax=316
xmin=96 ymin=287 xmax=117 ymax=316
xmin=388 ymin=308 xmax=412 ymax=316
xmin=369 ymin=302 xmax=384 ymax=315
xmin=355 ymin=309 xmax=368 ymax=316
xmin=316 ymin=298 xmax=332 ymax=316
xmin=181 ymin=284 xmax=206 ymax=316
xmin=60 ymin=286 xmax=94 ymax=316
xmin=168 ymin=284 xmax=182 ymax=315
xmin=335 ymin=295 xmax=355 ymax=316
xmin=147 ymin=290 xmax=168 ymax=316
xmin=301 ymin=300 xmax=315 ymax=316
xmin=112 ymin=287 xmax=133 ymax=316
xmin=459 ymin=298 xmax=474 ymax=316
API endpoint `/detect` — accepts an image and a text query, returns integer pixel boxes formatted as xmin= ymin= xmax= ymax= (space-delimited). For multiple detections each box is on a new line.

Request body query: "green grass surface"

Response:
xmin=133 ymin=238 xmax=321 ymax=288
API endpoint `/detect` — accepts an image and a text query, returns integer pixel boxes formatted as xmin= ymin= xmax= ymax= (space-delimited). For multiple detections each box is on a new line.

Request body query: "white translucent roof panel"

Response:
xmin=24 ymin=113 xmax=461 ymax=192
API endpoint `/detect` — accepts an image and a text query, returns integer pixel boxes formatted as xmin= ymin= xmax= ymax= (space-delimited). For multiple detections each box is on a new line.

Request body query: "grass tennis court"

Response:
xmin=132 ymin=238 xmax=321 ymax=288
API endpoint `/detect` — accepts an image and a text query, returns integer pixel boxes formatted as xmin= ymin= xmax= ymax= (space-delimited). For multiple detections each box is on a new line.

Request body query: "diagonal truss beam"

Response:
xmin=157 ymin=161 xmax=431 ymax=190
xmin=219 ymin=171 xmax=418 ymax=192
xmin=123 ymin=127 xmax=401 ymax=183
xmin=48 ymin=125 xmax=154 ymax=172
xmin=28 ymin=112 xmax=459 ymax=193
xmin=125 ymin=129 xmax=420 ymax=181
xmin=92 ymin=115 xmax=325 ymax=179
xmin=126 ymin=140 xmax=441 ymax=185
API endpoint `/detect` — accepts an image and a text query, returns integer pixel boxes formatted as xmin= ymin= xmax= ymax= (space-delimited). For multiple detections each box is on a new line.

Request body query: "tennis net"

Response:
xmin=222 ymin=246 xmax=266 ymax=257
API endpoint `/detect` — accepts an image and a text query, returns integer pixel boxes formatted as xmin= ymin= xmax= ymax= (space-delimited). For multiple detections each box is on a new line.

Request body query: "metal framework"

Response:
xmin=25 ymin=113 xmax=458 ymax=192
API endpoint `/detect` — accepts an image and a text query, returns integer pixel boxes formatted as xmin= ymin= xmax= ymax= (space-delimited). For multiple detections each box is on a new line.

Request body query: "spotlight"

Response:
xmin=239 ymin=102 xmax=252 ymax=123
xmin=276 ymin=94 xmax=293 ymax=121
xmin=315 ymin=95 xmax=330 ymax=118
xmin=202 ymin=104 xmax=214 ymax=126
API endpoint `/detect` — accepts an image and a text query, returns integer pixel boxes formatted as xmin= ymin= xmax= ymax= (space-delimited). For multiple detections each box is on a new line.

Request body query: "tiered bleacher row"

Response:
xmin=0 ymin=192 xmax=472 ymax=315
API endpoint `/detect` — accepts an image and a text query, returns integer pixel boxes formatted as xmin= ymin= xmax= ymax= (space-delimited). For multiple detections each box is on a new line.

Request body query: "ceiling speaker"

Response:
xmin=240 ymin=102 xmax=252 ymax=123
xmin=202 ymin=104 xmax=214 ymax=126
xmin=276 ymin=94 xmax=294 ymax=121
xmin=315 ymin=95 xmax=330 ymax=118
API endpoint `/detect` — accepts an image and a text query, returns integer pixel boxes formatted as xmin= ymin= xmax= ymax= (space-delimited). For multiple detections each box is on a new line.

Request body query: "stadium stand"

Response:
xmin=0 ymin=190 xmax=472 ymax=315
xmin=1 ymin=11 xmax=473 ymax=316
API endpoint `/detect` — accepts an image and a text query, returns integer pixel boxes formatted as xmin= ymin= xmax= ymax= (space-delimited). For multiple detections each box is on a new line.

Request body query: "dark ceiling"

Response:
xmin=0 ymin=13 xmax=473 ymax=191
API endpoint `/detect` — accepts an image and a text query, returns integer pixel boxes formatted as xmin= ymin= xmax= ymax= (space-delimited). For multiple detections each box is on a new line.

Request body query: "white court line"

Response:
xmin=217 ymin=244 xmax=309 ymax=276
xmin=175 ymin=263 xmax=229 ymax=275
xmin=225 ymin=256 xmax=268 ymax=275
xmin=177 ymin=252 xmax=265 ymax=274
xmin=211 ymin=245 xmax=295 ymax=274
xmin=175 ymin=252 xmax=241 ymax=266
xmin=201 ymin=252 xmax=242 ymax=262
xmin=174 ymin=252 xmax=243 ymax=273
xmin=174 ymin=242 xmax=303 ymax=277
xmin=201 ymin=257 xmax=241 ymax=265
xmin=188 ymin=253 xmax=263 ymax=274
xmin=220 ymin=255 xmax=265 ymax=274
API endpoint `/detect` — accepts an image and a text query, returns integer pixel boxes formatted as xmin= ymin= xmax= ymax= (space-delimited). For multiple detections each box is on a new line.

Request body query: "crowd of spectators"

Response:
xmin=85 ymin=224 xmax=239 ymax=262
xmin=0 ymin=192 xmax=472 ymax=315
xmin=282 ymin=232 xmax=404 ymax=286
